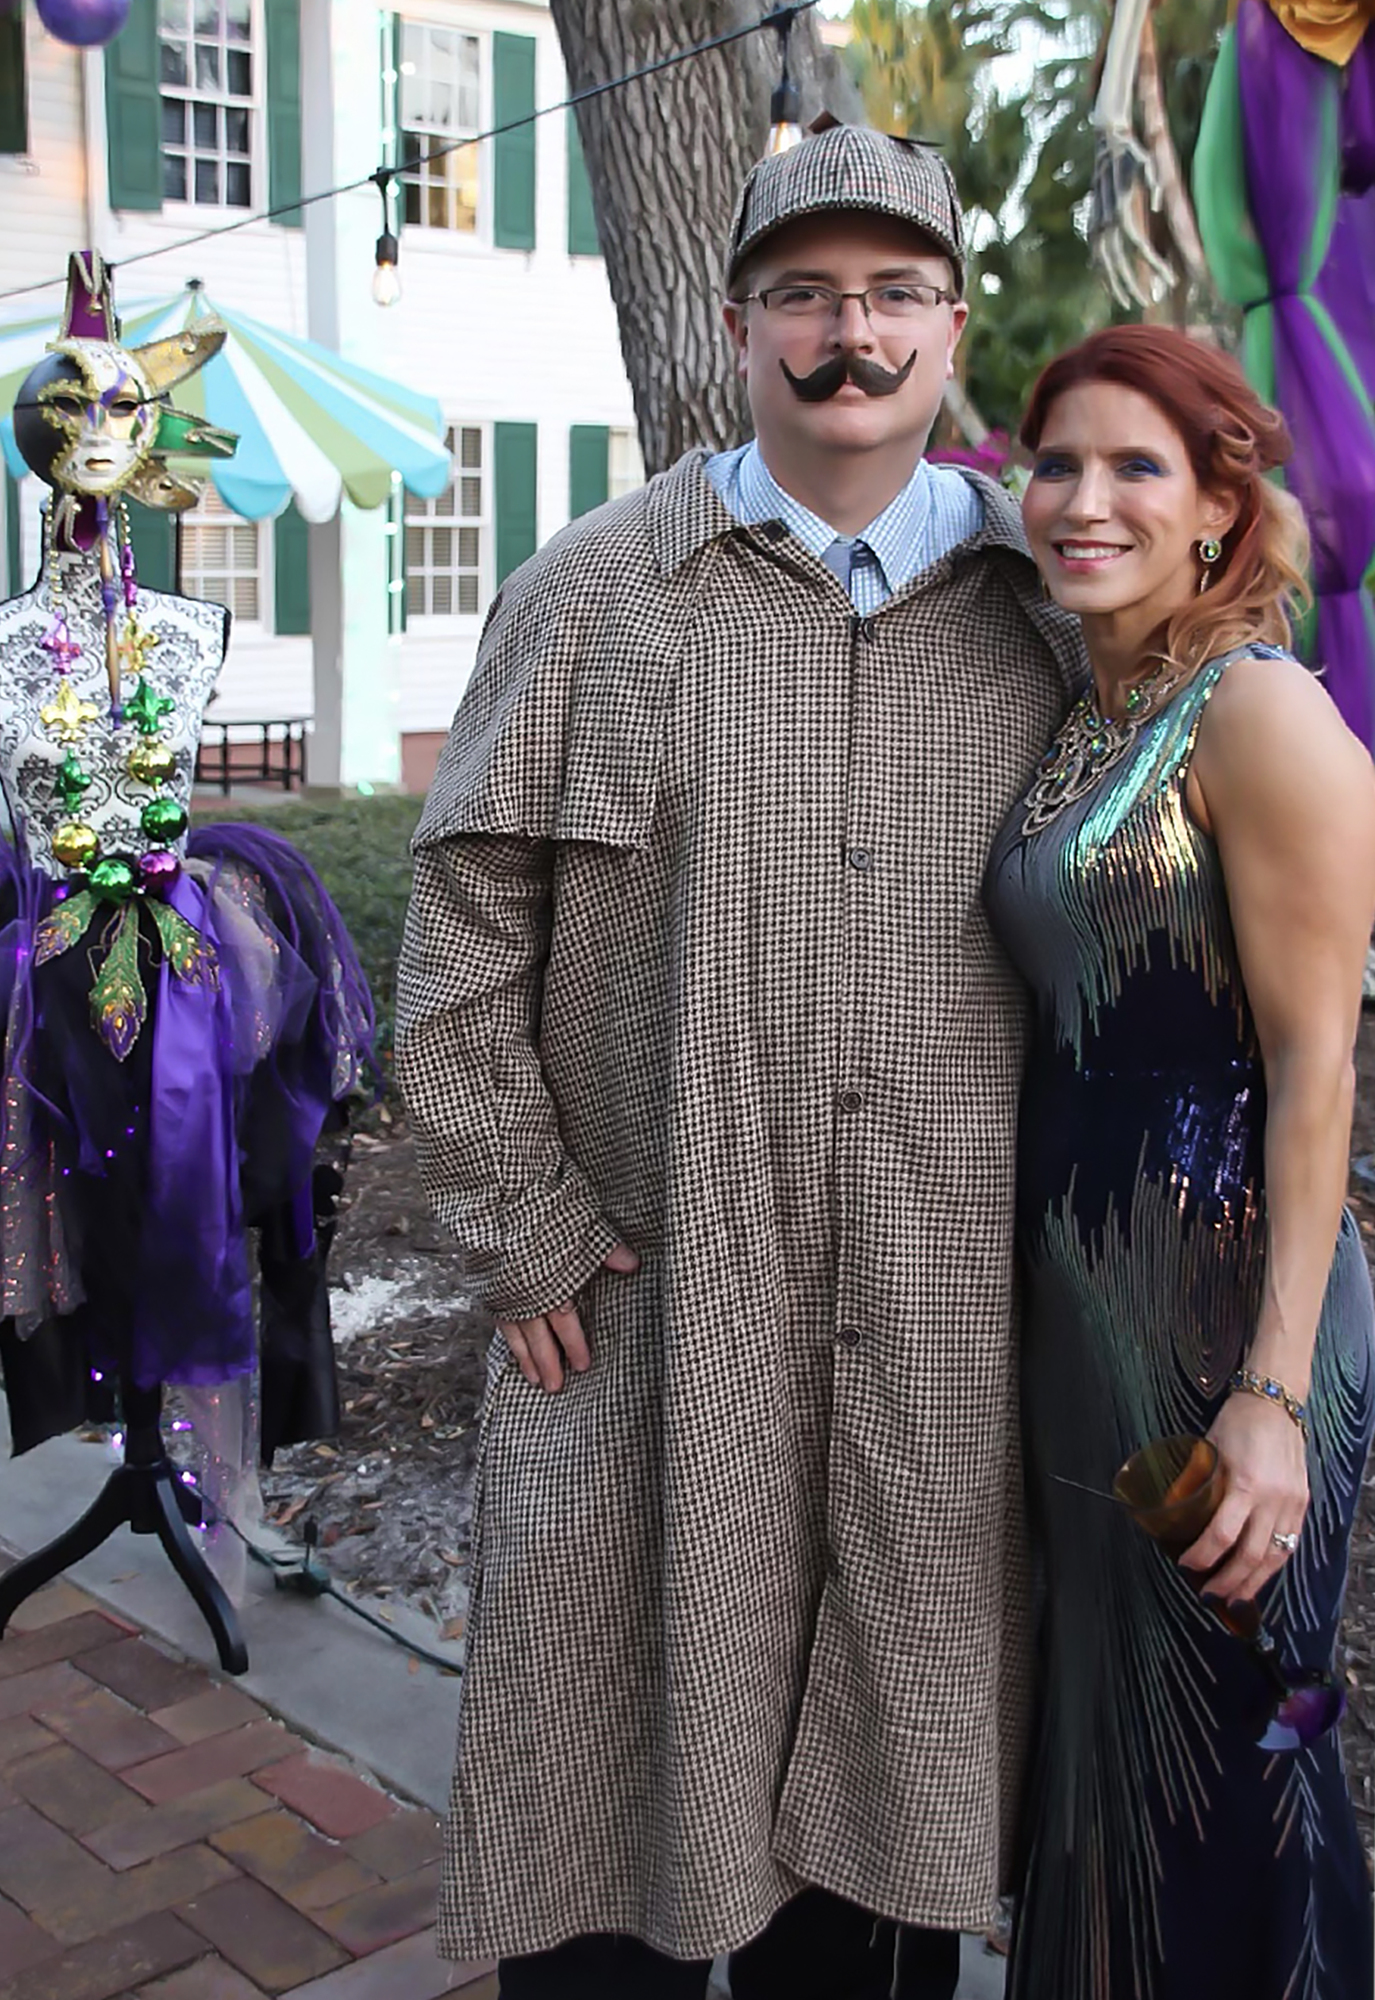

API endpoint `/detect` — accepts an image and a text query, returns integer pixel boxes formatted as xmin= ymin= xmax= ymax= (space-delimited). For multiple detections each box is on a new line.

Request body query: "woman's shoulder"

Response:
xmin=1193 ymin=640 xmax=1374 ymax=808
xmin=1201 ymin=642 xmax=1344 ymax=731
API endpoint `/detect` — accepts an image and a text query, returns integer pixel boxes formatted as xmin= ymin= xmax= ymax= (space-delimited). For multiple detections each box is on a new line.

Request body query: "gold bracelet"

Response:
xmin=1229 ymin=1367 xmax=1310 ymax=1443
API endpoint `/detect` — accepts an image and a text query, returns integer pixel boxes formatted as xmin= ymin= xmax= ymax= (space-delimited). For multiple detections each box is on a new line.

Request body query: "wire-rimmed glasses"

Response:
xmin=740 ymin=282 xmax=958 ymax=320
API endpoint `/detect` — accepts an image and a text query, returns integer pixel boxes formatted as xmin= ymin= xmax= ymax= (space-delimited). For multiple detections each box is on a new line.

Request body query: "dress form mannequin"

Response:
xmin=0 ymin=254 xmax=373 ymax=1670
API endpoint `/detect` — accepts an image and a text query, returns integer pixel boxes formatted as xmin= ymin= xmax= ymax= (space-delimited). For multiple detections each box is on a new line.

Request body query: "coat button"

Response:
xmin=837 ymin=1324 xmax=862 ymax=1348
xmin=838 ymin=1088 xmax=864 ymax=1113
xmin=848 ymin=846 xmax=873 ymax=872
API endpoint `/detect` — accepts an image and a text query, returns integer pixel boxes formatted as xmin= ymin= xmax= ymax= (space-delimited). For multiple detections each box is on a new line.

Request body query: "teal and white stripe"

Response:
xmin=0 ymin=285 xmax=451 ymax=522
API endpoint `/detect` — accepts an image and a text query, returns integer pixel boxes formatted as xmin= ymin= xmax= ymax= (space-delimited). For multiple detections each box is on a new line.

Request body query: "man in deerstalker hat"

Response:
xmin=397 ymin=118 xmax=1083 ymax=1999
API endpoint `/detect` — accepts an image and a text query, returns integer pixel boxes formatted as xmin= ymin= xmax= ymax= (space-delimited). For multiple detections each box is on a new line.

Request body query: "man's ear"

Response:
xmin=946 ymin=299 xmax=969 ymax=378
xmin=722 ymin=299 xmax=749 ymax=379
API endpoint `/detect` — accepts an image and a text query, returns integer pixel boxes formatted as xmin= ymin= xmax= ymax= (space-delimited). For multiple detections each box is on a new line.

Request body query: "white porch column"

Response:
xmin=300 ymin=0 xmax=400 ymax=789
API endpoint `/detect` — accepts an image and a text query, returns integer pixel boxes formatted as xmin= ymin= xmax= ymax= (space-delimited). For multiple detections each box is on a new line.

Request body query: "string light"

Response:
xmin=371 ymin=171 xmax=401 ymax=309
xmin=0 ymin=4 xmax=821 ymax=308
xmin=767 ymin=6 xmax=803 ymax=156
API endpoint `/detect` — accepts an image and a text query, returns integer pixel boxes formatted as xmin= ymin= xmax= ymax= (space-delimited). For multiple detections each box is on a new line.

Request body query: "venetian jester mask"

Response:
xmin=11 ymin=250 xmax=235 ymax=513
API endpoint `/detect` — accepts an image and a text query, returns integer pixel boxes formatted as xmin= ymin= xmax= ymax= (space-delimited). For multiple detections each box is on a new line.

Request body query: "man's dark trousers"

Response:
xmin=496 ymin=1886 xmax=962 ymax=1998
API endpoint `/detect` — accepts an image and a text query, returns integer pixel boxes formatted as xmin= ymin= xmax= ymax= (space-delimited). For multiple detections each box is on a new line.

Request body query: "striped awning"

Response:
xmin=0 ymin=283 xmax=452 ymax=522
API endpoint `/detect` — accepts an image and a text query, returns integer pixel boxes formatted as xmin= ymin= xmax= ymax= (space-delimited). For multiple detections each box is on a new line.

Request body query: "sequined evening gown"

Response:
xmin=984 ymin=647 xmax=1375 ymax=2000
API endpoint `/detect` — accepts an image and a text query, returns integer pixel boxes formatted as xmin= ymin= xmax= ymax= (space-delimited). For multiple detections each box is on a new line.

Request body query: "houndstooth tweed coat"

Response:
xmin=396 ymin=449 xmax=1085 ymax=1962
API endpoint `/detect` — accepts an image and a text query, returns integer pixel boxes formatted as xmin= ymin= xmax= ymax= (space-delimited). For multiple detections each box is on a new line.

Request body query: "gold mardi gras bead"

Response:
xmin=127 ymin=740 xmax=176 ymax=785
xmin=52 ymin=821 xmax=99 ymax=869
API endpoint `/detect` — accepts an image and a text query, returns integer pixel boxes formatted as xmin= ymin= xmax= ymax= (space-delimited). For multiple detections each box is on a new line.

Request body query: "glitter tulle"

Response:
xmin=0 ymin=822 xmax=375 ymax=1455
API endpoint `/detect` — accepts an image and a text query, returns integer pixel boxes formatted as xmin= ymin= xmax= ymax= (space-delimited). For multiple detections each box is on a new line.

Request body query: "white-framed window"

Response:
xmin=609 ymin=427 xmax=646 ymax=502
xmin=397 ymin=20 xmax=481 ymax=233
xmin=159 ymin=0 xmax=256 ymax=208
xmin=406 ymin=424 xmax=486 ymax=618
xmin=179 ymin=485 xmax=263 ymax=622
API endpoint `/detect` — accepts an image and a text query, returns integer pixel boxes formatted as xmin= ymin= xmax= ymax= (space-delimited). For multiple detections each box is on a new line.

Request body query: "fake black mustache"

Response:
xmin=780 ymin=350 xmax=918 ymax=402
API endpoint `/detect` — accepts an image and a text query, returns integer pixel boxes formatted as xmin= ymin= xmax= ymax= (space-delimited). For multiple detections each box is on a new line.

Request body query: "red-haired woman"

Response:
xmin=984 ymin=324 xmax=1375 ymax=1999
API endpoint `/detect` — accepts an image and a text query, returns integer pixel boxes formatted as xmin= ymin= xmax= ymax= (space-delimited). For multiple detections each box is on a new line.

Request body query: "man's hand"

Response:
xmin=495 ymin=1241 xmax=641 ymax=1393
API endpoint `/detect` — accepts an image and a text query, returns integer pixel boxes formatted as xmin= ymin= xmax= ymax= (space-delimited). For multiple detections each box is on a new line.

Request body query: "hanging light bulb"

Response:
xmin=767 ymin=76 xmax=803 ymax=155
xmin=371 ymin=170 xmax=402 ymax=307
xmin=766 ymin=7 xmax=803 ymax=157
xmin=373 ymin=232 xmax=402 ymax=307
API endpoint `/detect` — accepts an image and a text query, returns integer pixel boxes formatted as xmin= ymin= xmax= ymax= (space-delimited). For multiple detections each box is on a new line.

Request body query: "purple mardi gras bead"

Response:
xmin=41 ymin=614 xmax=81 ymax=672
xmin=137 ymin=849 xmax=180 ymax=896
xmin=121 ymin=540 xmax=138 ymax=608
xmin=33 ymin=0 xmax=130 ymax=50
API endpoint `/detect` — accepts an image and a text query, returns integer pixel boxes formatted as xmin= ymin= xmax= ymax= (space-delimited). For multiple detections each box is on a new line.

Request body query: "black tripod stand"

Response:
xmin=0 ymin=1377 xmax=248 ymax=1674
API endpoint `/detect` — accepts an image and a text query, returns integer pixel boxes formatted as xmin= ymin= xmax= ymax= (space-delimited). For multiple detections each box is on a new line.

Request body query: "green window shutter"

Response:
xmin=104 ymin=0 xmax=162 ymax=213
xmin=492 ymin=32 xmax=536 ymax=252
xmin=566 ymin=113 xmax=599 ymax=256
xmin=568 ymin=425 xmax=608 ymax=521
xmin=127 ymin=497 xmax=175 ymax=595
xmin=265 ymin=0 xmax=303 ymax=227
xmin=273 ymin=501 xmax=311 ymax=634
xmin=494 ymin=422 xmax=538 ymax=586
xmin=4 ymin=471 xmax=22 ymax=595
xmin=0 ymin=7 xmax=28 ymax=156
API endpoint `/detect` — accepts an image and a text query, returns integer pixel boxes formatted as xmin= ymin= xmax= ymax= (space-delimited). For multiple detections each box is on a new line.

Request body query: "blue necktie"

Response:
xmin=823 ymin=536 xmax=857 ymax=598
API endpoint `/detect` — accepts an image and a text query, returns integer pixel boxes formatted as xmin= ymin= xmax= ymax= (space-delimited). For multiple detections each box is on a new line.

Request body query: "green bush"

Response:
xmin=195 ymin=793 xmax=421 ymax=1092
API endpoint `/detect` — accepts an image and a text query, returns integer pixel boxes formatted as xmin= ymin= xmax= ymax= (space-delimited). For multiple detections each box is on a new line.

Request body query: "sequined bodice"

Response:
xmin=985 ymin=650 xmax=1272 ymax=1247
xmin=0 ymin=562 xmax=226 ymax=877
xmin=986 ymin=651 xmax=1260 ymax=1069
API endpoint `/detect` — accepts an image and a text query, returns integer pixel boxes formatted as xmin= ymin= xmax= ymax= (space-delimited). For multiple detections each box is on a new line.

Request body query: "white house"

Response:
xmin=0 ymin=0 xmax=643 ymax=792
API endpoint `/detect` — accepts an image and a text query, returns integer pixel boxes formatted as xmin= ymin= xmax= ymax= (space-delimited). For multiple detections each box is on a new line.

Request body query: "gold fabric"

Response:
xmin=1265 ymin=0 xmax=1375 ymax=66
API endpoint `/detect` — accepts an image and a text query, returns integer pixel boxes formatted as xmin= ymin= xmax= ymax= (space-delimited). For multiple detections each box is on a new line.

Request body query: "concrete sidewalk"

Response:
xmin=0 ymin=1409 xmax=1006 ymax=2000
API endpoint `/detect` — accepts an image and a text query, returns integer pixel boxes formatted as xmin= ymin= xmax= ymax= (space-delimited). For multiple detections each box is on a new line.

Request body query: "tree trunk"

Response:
xmin=550 ymin=1 xmax=859 ymax=471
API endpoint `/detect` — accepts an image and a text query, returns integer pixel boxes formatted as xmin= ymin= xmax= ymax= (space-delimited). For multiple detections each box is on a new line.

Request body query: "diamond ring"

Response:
xmin=1271 ymin=1531 xmax=1299 ymax=1554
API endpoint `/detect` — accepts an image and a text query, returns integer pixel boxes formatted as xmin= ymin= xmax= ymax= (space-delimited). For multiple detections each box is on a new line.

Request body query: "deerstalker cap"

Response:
xmin=726 ymin=117 xmax=965 ymax=294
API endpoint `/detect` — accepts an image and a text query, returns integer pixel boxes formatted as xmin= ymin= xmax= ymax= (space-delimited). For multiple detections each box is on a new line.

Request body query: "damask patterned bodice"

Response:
xmin=0 ymin=559 xmax=227 ymax=877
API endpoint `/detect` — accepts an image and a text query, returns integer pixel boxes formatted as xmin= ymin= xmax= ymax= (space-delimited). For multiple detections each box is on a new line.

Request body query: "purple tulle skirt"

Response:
xmin=0 ymin=822 xmax=374 ymax=1445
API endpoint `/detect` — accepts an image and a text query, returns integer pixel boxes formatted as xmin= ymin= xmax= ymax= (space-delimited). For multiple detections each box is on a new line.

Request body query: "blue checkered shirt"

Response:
xmin=704 ymin=441 xmax=984 ymax=612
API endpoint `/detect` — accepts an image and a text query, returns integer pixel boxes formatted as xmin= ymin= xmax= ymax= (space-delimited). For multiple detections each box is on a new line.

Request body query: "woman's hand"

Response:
xmin=1178 ymin=1391 xmax=1309 ymax=1604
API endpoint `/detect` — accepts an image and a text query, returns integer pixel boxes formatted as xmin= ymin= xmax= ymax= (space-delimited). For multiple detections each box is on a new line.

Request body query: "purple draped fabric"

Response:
xmin=1237 ymin=0 xmax=1375 ymax=745
xmin=0 ymin=824 xmax=375 ymax=1391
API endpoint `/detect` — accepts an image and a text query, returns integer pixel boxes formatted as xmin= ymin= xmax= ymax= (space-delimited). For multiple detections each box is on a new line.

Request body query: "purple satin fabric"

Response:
xmin=1236 ymin=0 xmax=1375 ymax=744
xmin=139 ymin=867 xmax=254 ymax=1386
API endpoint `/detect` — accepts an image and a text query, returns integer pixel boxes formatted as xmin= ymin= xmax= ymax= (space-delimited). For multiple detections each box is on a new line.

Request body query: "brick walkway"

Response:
xmin=0 ymin=1574 xmax=493 ymax=2000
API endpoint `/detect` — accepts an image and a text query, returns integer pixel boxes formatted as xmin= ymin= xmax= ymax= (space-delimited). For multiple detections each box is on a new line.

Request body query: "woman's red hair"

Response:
xmin=1019 ymin=324 xmax=1310 ymax=673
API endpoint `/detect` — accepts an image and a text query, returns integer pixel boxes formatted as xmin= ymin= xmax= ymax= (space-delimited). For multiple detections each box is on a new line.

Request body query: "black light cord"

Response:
xmin=218 ymin=1509 xmax=465 ymax=1677
xmin=0 ymin=2 xmax=818 ymax=308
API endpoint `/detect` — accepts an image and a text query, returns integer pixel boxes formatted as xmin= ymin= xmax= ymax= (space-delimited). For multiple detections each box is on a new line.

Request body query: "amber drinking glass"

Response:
xmin=1113 ymin=1433 xmax=1344 ymax=1753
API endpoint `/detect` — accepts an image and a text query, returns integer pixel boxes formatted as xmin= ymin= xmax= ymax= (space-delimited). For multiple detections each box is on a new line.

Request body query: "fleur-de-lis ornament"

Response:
xmin=40 ymin=679 xmax=99 ymax=745
xmin=41 ymin=614 xmax=83 ymax=673
xmin=125 ymin=676 xmax=175 ymax=737
xmin=117 ymin=615 xmax=158 ymax=682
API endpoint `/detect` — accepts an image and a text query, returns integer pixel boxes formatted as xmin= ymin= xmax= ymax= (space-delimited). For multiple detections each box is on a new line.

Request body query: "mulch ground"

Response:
xmin=257 ymin=1022 xmax=1375 ymax=1858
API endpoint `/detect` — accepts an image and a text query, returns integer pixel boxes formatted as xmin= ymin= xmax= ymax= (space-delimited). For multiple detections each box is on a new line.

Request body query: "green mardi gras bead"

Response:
xmin=55 ymin=749 xmax=92 ymax=813
xmin=90 ymin=856 xmax=137 ymax=901
xmin=140 ymin=797 xmax=188 ymax=846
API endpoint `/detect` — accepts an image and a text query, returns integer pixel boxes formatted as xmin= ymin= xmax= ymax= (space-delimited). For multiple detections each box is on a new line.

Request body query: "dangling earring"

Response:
xmin=1197 ymin=536 xmax=1222 ymax=593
